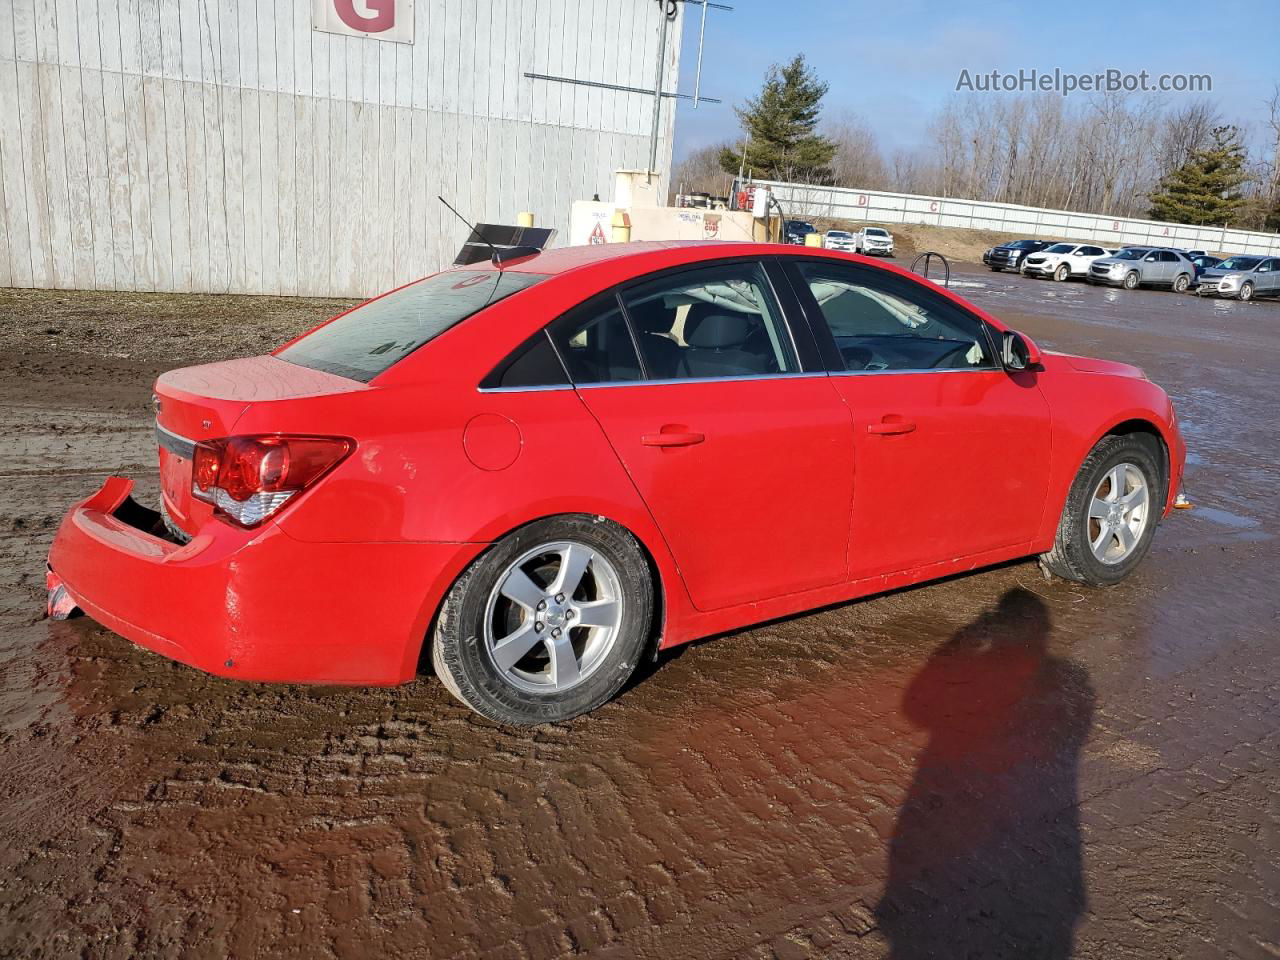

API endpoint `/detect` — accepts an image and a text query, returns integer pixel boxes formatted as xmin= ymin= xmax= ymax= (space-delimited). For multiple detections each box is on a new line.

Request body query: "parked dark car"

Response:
xmin=983 ymin=239 xmax=1055 ymax=272
xmin=784 ymin=220 xmax=817 ymax=245
xmin=1189 ymin=255 xmax=1222 ymax=288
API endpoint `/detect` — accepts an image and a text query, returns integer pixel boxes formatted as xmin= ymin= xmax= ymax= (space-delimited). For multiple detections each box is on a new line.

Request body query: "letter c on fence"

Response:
xmin=334 ymin=0 xmax=395 ymax=32
xmin=929 ymin=201 xmax=939 ymax=213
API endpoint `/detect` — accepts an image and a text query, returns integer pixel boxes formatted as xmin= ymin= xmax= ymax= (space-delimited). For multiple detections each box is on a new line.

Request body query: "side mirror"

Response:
xmin=1144 ymin=255 xmax=1158 ymax=262
xmin=1002 ymin=331 xmax=1041 ymax=371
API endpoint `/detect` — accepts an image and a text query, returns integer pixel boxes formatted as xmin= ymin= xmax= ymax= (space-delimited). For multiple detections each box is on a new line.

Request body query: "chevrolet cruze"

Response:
xmin=48 ymin=242 xmax=1186 ymax=725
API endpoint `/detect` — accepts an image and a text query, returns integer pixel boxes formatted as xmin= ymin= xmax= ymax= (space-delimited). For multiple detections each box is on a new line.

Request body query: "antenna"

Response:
xmin=437 ymin=195 xmax=503 ymax=267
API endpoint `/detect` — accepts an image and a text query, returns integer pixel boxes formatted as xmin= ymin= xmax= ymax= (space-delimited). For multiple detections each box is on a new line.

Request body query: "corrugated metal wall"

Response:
xmin=0 ymin=0 xmax=682 ymax=296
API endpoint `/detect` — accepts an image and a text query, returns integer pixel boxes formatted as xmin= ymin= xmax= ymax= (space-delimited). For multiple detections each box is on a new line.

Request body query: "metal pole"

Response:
xmin=692 ymin=0 xmax=709 ymax=109
xmin=648 ymin=10 xmax=669 ymax=182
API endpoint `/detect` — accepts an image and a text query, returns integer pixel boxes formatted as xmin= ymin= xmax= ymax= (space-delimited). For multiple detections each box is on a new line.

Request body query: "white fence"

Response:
xmin=758 ymin=180 xmax=1280 ymax=257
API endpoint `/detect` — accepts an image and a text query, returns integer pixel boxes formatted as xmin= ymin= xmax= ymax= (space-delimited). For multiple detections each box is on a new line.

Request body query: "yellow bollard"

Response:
xmin=517 ymin=211 xmax=535 ymax=228
xmin=804 ymin=232 xmax=822 ymax=247
xmin=611 ymin=210 xmax=631 ymax=243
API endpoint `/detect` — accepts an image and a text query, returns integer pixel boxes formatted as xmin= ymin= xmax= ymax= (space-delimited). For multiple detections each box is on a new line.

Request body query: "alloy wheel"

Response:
xmin=483 ymin=541 xmax=624 ymax=693
xmin=1087 ymin=462 xmax=1150 ymax=565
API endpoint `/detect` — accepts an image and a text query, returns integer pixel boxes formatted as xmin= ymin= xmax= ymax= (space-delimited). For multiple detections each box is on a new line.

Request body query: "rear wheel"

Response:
xmin=1172 ymin=273 xmax=1190 ymax=293
xmin=1239 ymin=282 xmax=1254 ymax=302
xmin=1041 ymin=435 xmax=1165 ymax=586
xmin=1123 ymin=271 xmax=1140 ymax=290
xmin=431 ymin=515 xmax=653 ymax=725
xmin=1054 ymin=263 xmax=1070 ymax=282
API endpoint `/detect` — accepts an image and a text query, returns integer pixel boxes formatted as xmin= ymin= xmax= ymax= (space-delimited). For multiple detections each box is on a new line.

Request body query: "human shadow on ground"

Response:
xmin=876 ymin=587 xmax=1096 ymax=960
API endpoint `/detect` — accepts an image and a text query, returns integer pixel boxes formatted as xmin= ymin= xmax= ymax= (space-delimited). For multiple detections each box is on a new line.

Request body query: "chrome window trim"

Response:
xmin=476 ymin=383 xmax=576 ymax=395
xmin=576 ymin=371 xmax=828 ymax=389
xmin=155 ymin=421 xmax=196 ymax=459
xmin=828 ymin=366 xmax=997 ymax=378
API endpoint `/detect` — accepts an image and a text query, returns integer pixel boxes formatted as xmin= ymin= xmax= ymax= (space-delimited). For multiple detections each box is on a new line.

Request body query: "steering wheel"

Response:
xmin=930 ymin=343 xmax=978 ymax=369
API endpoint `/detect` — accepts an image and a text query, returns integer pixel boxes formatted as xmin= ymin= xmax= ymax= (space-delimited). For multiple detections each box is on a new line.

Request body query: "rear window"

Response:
xmin=278 ymin=270 xmax=547 ymax=382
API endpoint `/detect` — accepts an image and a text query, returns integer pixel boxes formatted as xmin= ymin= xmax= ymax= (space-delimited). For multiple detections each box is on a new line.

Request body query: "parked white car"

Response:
xmin=856 ymin=227 xmax=894 ymax=256
xmin=824 ymin=230 xmax=857 ymax=252
xmin=1022 ymin=242 xmax=1115 ymax=281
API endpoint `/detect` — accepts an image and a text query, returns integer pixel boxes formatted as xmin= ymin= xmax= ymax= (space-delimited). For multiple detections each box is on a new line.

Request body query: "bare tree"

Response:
xmin=824 ymin=110 xmax=889 ymax=190
xmin=671 ymin=143 xmax=737 ymax=199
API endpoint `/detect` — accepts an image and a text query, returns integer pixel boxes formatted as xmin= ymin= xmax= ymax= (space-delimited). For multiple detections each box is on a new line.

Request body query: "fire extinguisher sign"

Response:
xmin=312 ymin=0 xmax=415 ymax=43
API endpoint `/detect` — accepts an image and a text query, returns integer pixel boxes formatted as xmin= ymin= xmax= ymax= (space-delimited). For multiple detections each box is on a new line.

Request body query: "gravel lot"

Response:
xmin=1 ymin=266 xmax=1277 ymax=959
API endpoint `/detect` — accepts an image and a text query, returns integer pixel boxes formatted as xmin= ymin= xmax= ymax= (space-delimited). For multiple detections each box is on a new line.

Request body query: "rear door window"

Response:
xmin=278 ymin=270 xmax=546 ymax=382
xmin=620 ymin=262 xmax=800 ymax=381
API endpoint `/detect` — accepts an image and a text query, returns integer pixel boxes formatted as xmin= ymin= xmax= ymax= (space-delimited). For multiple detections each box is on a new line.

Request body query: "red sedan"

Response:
xmin=48 ymin=242 xmax=1186 ymax=724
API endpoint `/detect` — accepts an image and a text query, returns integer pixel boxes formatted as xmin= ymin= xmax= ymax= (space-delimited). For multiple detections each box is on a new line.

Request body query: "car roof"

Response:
xmin=498 ymin=240 xmax=725 ymax=276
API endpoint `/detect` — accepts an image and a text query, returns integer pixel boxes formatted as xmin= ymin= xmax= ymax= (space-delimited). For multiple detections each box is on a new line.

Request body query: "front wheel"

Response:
xmin=989 ymin=265 xmax=1002 ymax=272
xmin=1239 ymin=282 xmax=1254 ymax=302
xmin=431 ymin=516 xmax=654 ymax=725
xmin=1172 ymin=273 xmax=1190 ymax=293
xmin=1041 ymin=435 xmax=1165 ymax=586
xmin=1123 ymin=271 xmax=1140 ymax=290
xmin=1054 ymin=263 xmax=1070 ymax=282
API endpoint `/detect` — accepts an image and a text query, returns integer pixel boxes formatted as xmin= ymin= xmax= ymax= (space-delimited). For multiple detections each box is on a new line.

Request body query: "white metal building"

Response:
xmin=0 ymin=0 xmax=683 ymax=297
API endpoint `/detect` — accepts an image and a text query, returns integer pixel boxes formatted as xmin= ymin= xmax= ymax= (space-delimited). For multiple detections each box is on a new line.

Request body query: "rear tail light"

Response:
xmin=191 ymin=435 xmax=353 ymax=527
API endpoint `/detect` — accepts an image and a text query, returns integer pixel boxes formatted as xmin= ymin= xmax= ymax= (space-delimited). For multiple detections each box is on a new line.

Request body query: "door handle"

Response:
xmin=641 ymin=429 xmax=705 ymax=448
xmin=867 ymin=417 xmax=916 ymax=436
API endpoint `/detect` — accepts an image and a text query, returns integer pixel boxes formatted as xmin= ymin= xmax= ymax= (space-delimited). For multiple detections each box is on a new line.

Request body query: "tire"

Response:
xmin=1041 ymin=434 xmax=1166 ymax=586
xmin=1122 ymin=271 xmax=1140 ymax=290
xmin=989 ymin=265 xmax=1002 ymax=272
xmin=1172 ymin=273 xmax=1190 ymax=293
xmin=1239 ymin=282 xmax=1254 ymax=302
xmin=431 ymin=515 xmax=654 ymax=725
xmin=1054 ymin=263 xmax=1070 ymax=282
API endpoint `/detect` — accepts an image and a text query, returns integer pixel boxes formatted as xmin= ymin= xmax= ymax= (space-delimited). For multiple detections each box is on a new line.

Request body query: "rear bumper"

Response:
xmin=47 ymin=477 xmax=484 ymax=685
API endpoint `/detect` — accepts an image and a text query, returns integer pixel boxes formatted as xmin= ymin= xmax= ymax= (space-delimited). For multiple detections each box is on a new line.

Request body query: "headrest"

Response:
xmin=685 ymin=306 xmax=754 ymax=349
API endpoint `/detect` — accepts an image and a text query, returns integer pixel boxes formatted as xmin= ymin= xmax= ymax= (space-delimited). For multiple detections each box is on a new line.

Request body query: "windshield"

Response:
xmin=278 ymin=270 xmax=547 ymax=382
xmin=1044 ymin=243 xmax=1076 ymax=253
xmin=828 ymin=231 xmax=851 ymax=238
xmin=1008 ymin=240 xmax=1039 ymax=249
xmin=1114 ymin=248 xmax=1149 ymax=260
xmin=866 ymin=228 xmax=888 ymax=237
xmin=1217 ymin=256 xmax=1262 ymax=270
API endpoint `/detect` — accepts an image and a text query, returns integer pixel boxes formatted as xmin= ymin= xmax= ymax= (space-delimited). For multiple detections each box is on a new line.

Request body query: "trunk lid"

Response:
xmin=153 ymin=356 xmax=366 ymax=534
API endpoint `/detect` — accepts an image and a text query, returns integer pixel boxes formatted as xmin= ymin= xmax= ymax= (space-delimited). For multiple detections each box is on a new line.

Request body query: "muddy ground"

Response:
xmin=1 ymin=266 xmax=1278 ymax=959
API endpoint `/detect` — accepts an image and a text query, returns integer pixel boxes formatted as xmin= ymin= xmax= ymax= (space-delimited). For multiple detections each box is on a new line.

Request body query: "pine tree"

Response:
xmin=719 ymin=55 xmax=836 ymax=185
xmin=1148 ymin=126 xmax=1249 ymax=226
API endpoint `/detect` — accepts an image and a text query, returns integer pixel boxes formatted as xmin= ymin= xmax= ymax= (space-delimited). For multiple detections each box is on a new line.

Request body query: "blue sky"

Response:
xmin=671 ymin=1 xmax=1280 ymax=160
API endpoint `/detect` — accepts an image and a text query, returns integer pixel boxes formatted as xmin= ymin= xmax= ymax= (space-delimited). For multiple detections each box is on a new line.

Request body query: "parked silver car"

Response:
xmin=1195 ymin=255 xmax=1280 ymax=301
xmin=1088 ymin=247 xmax=1195 ymax=291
